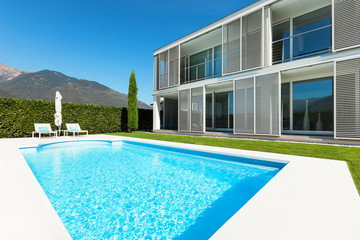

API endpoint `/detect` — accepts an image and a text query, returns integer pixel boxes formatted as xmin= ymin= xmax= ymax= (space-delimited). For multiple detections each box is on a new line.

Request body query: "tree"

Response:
xmin=127 ymin=70 xmax=138 ymax=131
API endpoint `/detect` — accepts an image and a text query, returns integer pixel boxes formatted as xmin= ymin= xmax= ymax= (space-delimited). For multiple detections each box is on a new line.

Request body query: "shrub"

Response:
xmin=0 ymin=97 xmax=152 ymax=138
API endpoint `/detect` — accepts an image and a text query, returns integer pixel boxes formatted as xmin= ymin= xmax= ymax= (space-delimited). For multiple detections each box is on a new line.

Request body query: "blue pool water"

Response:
xmin=21 ymin=140 xmax=283 ymax=239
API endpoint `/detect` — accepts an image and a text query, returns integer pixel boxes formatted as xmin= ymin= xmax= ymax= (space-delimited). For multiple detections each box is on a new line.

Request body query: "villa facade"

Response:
xmin=152 ymin=0 xmax=360 ymax=140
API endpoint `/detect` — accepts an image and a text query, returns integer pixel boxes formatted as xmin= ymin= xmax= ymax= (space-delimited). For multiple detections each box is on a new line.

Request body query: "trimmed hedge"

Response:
xmin=0 ymin=97 xmax=152 ymax=138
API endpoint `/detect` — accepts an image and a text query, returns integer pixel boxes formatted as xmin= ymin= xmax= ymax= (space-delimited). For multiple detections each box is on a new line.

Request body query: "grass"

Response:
xmin=108 ymin=131 xmax=360 ymax=193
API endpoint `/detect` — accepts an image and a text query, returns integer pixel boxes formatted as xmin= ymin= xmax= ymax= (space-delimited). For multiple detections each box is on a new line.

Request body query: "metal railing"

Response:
xmin=272 ymin=24 xmax=332 ymax=64
xmin=182 ymin=57 xmax=222 ymax=83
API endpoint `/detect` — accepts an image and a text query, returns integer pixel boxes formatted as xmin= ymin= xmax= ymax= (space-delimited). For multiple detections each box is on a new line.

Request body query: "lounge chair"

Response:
xmin=32 ymin=123 xmax=57 ymax=138
xmin=66 ymin=123 xmax=88 ymax=136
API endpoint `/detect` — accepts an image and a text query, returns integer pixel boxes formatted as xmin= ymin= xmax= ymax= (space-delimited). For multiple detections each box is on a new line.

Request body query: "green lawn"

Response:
xmin=108 ymin=131 xmax=360 ymax=193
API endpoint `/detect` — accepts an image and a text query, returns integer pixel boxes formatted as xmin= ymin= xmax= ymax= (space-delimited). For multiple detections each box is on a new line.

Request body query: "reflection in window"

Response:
xmin=293 ymin=79 xmax=333 ymax=131
xmin=184 ymin=45 xmax=222 ymax=83
xmin=293 ymin=6 xmax=331 ymax=58
xmin=272 ymin=6 xmax=331 ymax=64
xmin=273 ymin=21 xmax=290 ymax=63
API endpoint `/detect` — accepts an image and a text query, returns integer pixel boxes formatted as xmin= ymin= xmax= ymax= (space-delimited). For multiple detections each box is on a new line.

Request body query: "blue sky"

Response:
xmin=0 ymin=0 xmax=256 ymax=105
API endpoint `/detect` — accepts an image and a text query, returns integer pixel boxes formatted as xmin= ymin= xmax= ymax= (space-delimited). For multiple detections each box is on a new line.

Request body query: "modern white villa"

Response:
xmin=152 ymin=0 xmax=360 ymax=140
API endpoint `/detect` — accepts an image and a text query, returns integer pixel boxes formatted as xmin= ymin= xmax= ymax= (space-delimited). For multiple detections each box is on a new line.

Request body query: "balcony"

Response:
xmin=272 ymin=4 xmax=332 ymax=64
xmin=181 ymin=52 xmax=222 ymax=84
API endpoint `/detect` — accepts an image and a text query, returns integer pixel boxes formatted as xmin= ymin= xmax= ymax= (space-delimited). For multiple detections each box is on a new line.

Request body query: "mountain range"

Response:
xmin=0 ymin=63 xmax=151 ymax=109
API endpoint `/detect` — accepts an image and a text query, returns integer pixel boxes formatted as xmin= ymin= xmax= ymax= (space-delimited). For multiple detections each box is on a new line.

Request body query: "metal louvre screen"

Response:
xmin=255 ymin=73 xmax=280 ymax=135
xmin=242 ymin=9 xmax=262 ymax=70
xmin=169 ymin=46 xmax=179 ymax=86
xmin=223 ymin=19 xmax=241 ymax=74
xmin=234 ymin=77 xmax=254 ymax=134
xmin=159 ymin=51 xmax=168 ymax=89
xmin=154 ymin=55 xmax=159 ymax=90
xmin=335 ymin=58 xmax=360 ymax=139
xmin=191 ymin=87 xmax=204 ymax=131
xmin=179 ymin=89 xmax=191 ymax=131
xmin=334 ymin=0 xmax=360 ymax=51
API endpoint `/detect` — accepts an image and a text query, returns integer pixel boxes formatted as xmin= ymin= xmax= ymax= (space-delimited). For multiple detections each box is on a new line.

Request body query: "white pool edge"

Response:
xmin=1 ymin=134 xmax=359 ymax=240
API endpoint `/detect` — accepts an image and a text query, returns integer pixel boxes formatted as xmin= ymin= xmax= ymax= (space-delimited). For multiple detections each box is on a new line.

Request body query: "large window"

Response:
xmin=273 ymin=21 xmax=290 ymax=63
xmin=281 ymin=83 xmax=290 ymax=130
xmin=281 ymin=78 xmax=333 ymax=132
xmin=206 ymin=94 xmax=212 ymax=128
xmin=214 ymin=92 xmax=233 ymax=129
xmin=182 ymin=45 xmax=222 ymax=83
xmin=272 ymin=6 xmax=332 ymax=64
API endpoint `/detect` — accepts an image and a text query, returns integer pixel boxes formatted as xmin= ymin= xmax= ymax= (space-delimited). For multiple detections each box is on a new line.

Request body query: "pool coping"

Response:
xmin=0 ymin=134 xmax=359 ymax=239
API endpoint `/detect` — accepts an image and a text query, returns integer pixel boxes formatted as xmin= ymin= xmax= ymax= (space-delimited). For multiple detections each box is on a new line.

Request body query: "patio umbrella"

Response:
xmin=54 ymin=91 xmax=62 ymax=131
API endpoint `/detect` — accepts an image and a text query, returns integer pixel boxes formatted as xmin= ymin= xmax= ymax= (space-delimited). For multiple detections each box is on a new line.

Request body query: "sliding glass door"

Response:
xmin=281 ymin=78 xmax=333 ymax=134
xmin=206 ymin=91 xmax=233 ymax=131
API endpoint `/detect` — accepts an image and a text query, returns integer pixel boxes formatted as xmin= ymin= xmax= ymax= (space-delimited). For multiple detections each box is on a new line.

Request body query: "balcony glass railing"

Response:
xmin=272 ymin=24 xmax=332 ymax=64
xmin=182 ymin=57 xmax=222 ymax=83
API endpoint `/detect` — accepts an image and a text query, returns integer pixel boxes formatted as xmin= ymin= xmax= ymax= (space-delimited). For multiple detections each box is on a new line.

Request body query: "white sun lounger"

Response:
xmin=66 ymin=123 xmax=88 ymax=136
xmin=32 ymin=123 xmax=57 ymax=138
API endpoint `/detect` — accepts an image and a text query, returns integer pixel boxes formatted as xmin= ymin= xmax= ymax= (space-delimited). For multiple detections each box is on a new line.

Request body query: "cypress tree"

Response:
xmin=127 ymin=70 xmax=138 ymax=131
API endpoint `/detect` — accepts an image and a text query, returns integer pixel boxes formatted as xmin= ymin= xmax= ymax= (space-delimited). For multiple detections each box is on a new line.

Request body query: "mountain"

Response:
xmin=0 ymin=63 xmax=34 ymax=82
xmin=293 ymin=96 xmax=332 ymax=112
xmin=0 ymin=64 xmax=151 ymax=109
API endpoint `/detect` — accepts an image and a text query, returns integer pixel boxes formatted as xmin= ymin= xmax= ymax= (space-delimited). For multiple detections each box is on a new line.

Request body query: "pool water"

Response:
xmin=21 ymin=141 xmax=283 ymax=239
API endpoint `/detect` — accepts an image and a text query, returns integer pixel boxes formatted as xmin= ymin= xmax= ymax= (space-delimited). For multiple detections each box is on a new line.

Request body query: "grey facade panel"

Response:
xmin=255 ymin=73 xmax=280 ymax=135
xmin=191 ymin=87 xmax=204 ymax=131
xmin=234 ymin=77 xmax=255 ymax=134
xmin=334 ymin=0 xmax=360 ymax=51
xmin=335 ymin=58 xmax=360 ymax=139
xmin=179 ymin=89 xmax=191 ymax=131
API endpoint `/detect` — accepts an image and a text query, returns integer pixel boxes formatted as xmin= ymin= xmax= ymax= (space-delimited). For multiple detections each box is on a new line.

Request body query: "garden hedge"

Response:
xmin=0 ymin=97 xmax=152 ymax=138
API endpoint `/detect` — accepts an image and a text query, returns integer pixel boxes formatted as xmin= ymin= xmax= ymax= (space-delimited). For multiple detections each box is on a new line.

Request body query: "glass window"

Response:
xmin=214 ymin=92 xmax=233 ymax=129
xmin=272 ymin=21 xmax=290 ymax=63
xmin=229 ymin=92 xmax=234 ymax=129
xmin=190 ymin=50 xmax=207 ymax=81
xmin=281 ymin=83 xmax=290 ymax=130
xmin=293 ymin=79 xmax=333 ymax=131
xmin=206 ymin=94 xmax=212 ymax=128
xmin=293 ymin=6 xmax=331 ymax=58
xmin=215 ymin=92 xmax=229 ymax=129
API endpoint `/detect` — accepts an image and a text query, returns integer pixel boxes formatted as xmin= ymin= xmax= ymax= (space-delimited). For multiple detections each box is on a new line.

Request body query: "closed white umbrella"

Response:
xmin=54 ymin=91 xmax=62 ymax=131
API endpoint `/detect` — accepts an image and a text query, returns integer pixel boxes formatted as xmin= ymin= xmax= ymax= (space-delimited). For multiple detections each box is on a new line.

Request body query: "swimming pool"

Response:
xmin=21 ymin=140 xmax=284 ymax=239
